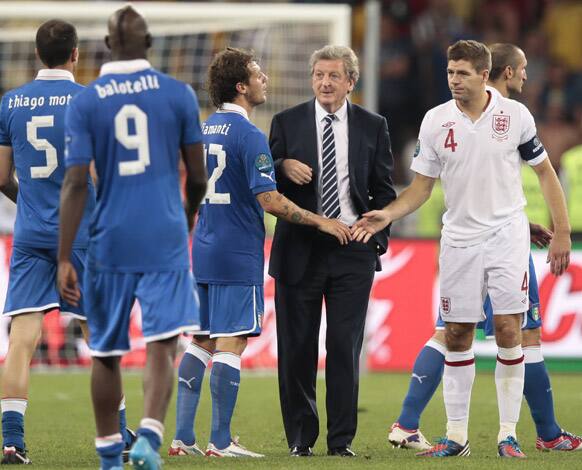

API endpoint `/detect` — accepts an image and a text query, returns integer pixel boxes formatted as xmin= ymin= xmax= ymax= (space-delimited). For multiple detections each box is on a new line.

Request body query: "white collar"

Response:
xmin=35 ymin=69 xmax=75 ymax=82
xmin=315 ymin=98 xmax=348 ymax=123
xmin=100 ymin=59 xmax=152 ymax=76
xmin=217 ymin=103 xmax=249 ymax=121
xmin=452 ymin=87 xmax=498 ymax=118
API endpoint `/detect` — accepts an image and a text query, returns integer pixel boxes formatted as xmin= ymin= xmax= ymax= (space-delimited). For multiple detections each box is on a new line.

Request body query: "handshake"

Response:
xmin=315 ymin=210 xmax=391 ymax=245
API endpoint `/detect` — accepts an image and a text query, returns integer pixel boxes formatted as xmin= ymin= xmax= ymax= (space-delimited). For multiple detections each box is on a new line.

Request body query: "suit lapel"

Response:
xmin=347 ymin=102 xmax=361 ymax=182
xmin=305 ymin=99 xmax=319 ymax=179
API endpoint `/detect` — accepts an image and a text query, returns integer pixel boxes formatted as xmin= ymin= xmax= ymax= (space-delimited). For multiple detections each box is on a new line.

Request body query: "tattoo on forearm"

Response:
xmin=262 ymin=192 xmax=272 ymax=202
xmin=282 ymin=204 xmax=290 ymax=216
xmin=291 ymin=211 xmax=303 ymax=223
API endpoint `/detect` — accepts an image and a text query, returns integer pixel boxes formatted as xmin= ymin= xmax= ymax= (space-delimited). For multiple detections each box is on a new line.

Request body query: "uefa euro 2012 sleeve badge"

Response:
xmin=255 ymin=153 xmax=273 ymax=173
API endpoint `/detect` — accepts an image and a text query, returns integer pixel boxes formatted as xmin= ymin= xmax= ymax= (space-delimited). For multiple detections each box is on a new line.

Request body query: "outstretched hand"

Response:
xmin=57 ymin=260 xmax=81 ymax=307
xmin=351 ymin=210 xmax=392 ymax=243
xmin=318 ymin=217 xmax=352 ymax=245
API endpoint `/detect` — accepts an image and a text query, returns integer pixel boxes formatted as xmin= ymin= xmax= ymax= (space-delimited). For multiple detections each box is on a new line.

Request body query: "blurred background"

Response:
xmin=0 ymin=0 xmax=580 ymax=370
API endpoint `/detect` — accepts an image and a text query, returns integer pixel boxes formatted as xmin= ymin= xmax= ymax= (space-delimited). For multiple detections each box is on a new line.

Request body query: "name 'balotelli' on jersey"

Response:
xmin=410 ymin=86 xmax=547 ymax=247
xmin=0 ymin=70 xmax=95 ymax=248
xmin=193 ymin=104 xmax=277 ymax=285
xmin=65 ymin=60 xmax=202 ymax=272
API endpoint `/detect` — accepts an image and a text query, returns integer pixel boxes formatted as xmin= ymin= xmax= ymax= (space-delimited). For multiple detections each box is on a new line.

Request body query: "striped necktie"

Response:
xmin=321 ymin=113 xmax=341 ymax=219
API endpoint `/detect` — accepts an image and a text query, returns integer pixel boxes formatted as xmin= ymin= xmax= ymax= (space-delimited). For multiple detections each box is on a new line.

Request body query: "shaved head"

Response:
xmin=105 ymin=5 xmax=151 ymax=60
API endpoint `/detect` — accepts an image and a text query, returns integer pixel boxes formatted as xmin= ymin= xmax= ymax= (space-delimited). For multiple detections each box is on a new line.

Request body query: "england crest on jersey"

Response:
xmin=492 ymin=114 xmax=510 ymax=141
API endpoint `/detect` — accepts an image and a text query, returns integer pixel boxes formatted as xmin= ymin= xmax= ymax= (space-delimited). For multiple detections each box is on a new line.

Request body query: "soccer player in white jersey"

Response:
xmin=386 ymin=43 xmax=582 ymax=454
xmin=352 ymin=40 xmax=571 ymax=457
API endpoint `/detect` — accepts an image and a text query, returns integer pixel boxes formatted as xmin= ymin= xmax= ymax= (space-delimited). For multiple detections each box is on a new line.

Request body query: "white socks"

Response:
xmin=443 ymin=349 xmax=475 ymax=444
xmin=496 ymin=345 xmax=525 ymax=442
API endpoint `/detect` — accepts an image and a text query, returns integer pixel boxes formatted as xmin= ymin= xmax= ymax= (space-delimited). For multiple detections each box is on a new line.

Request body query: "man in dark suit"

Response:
xmin=269 ymin=45 xmax=396 ymax=457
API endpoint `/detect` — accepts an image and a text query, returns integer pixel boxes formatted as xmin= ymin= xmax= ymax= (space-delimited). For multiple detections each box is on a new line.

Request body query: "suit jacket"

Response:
xmin=268 ymin=98 xmax=396 ymax=285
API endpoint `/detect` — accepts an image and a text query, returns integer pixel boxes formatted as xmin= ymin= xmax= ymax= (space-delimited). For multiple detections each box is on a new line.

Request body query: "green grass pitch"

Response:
xmin=23 ymin=371 xmax=582 ymax=469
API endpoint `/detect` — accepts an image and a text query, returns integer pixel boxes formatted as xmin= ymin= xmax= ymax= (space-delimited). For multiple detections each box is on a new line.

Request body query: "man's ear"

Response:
xmin=235 ymin=82 xmax=246 ymax=95
xmin=505 ymin=65 xmax=514 ymax=80
xmin=145 ymin=33 xmax=152 ymax=49
xmin=105 ymin=35 xmax=111 ymax=51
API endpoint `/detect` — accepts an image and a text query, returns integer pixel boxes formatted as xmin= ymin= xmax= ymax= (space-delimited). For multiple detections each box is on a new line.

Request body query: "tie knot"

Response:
xmin=324 ymin=114 xmax=336 ymax=125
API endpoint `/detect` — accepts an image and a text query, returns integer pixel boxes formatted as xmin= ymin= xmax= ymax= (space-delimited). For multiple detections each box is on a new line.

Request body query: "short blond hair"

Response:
xmin=309 ymin=45 xmax=359 ymax=83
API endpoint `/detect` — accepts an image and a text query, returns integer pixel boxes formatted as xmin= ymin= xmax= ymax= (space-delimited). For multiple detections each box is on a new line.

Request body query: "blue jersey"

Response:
xmin=193 ymin=104 xmax=277 ymax=285
xmin=0 ymin=70 xmax=95 ymax=248
xmin=64 ymin=60 xmax=202 ymax=272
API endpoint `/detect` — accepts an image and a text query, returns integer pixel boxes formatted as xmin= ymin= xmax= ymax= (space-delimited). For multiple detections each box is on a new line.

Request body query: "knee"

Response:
xmin=216 ymin=336 xmax=247 ymax=356
xmin=495 ymin=316 xmax=522 ymax=348
xmin=9 ymin=327 xmax=41 ymax=353
xmin=522 ymin=327 xmax=541 ymax=347
xmin=445 ymin=324 xmax=473 ymax=351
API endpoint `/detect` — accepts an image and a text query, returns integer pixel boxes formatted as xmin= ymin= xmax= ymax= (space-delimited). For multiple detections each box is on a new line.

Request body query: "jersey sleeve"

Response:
xmin=64 ymin=92 xmax=94 ymax=168
xmin=517 ymin=102 xmax=547 ymax=166
xmin=410 ymin=110 xmax=441 ymax=177
xmin=241 ymin=129 xmax=277 ymax=195
xmin=180 ymin=84 xmax=203 ymax=145
xmin=0 ymin=96 xmax=10 ymax=146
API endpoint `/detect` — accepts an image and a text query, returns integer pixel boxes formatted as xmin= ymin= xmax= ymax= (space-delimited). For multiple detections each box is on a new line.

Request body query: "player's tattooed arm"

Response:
xmin=0 ymin=145 xmax=18 ymax=203
xmin=257 ymin=190 xmax=351 ymax=244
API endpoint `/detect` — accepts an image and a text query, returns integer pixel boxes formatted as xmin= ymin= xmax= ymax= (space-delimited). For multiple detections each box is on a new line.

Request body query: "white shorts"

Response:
xmin=439 ymin=214 xmax=530 ymax=323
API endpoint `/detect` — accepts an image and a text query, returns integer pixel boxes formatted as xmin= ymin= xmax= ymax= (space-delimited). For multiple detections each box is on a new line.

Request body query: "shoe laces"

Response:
xmin=501 ymin=436 xmax=523 ymax=453
xmin=562 ymin=430 xmax=582 ymax=440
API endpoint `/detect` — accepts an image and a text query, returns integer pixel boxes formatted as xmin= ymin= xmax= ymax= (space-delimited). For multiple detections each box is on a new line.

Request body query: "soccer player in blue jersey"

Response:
xmin=362 ymin=44 xmax=581 ymax=453
xmin=57 ymin=7 xmax=207 ymax=470
xmin=0 ymin=19 xmax=135 ymax=465
xmin=168 ymin=47 xmax=351 ymax=458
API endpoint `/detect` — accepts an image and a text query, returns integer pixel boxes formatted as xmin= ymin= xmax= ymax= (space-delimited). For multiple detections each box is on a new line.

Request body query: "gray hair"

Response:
xmin=309 ymin=45 xmax=359 ymax=84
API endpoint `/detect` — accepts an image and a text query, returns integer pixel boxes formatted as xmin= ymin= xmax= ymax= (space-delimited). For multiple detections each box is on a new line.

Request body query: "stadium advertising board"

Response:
xmin=0 ymin=238 xmax=580 ymax=369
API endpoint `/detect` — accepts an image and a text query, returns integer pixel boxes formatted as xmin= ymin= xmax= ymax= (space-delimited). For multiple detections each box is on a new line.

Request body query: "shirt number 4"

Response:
xmin=444 ymin=128 xmax=457 ymax=152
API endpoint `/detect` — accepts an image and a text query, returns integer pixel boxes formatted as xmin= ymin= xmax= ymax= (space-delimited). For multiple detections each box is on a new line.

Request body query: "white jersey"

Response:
xmin=411 ymin=86 xmax=547 ymax=247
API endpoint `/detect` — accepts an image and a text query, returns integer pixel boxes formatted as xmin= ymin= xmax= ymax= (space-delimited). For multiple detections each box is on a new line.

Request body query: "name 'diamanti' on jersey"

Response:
xmin=7 ymin=94 xmax=73 ymax=110
xmin=202 ymin=122 xmax=231 ymax=136
xmin=94 ymin=74 xmax=160 ymax=99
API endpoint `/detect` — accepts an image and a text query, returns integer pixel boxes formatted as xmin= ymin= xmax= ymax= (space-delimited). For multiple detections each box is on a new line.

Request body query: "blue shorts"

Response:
xmin=3 ymin=246 xmax=87 ymax=319
xmin=436 ymin=254 xmax=542 ymax=337
xmin=85 ymin=268 xmax=200 ymax=356
xmin=195 ymin=283 xmax=263 ymax=338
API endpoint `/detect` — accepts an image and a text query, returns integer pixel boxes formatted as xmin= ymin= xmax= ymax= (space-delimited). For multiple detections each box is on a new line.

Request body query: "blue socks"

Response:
xmin=1 ymin=399 xmax=27 ymax=450
xmin=174 ymin=343 xmax=212 ymax=445
xmin=137 ymin=418 xmax=164 ymax=452
xmin=398 ymin=340 xmax=446 ymax=430
xmin=210 ymin=352 xmax=241 ymax=449
xmin=118 ymin=395 xmax=133 ymax=447
xmin=95 ymin=434 xmax=124 ymax=470
xmin=523 ymin=346 xmax=561 ymax=441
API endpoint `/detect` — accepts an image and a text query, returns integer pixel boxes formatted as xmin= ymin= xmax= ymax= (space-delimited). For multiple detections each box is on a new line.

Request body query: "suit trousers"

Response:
xmin=275 ymin=235 xmax=376 ymax=449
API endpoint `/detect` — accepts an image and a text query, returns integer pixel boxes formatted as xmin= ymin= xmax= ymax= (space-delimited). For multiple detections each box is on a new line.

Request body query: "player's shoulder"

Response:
xmin=495 ymin=92 xmax=525 ymax=111
xmin=1 ymin=80 xmax=35 ymax=101
xmin=420 ymin=100 xmax=454 ymax=132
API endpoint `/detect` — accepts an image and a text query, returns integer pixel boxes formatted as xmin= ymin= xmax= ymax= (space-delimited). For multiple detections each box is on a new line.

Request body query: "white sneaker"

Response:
xmin=388 ymin=422 xmax=432 ymax=451
xmin=168 ymin=439 xmax=205 ymax=456
xmin=206 ymin=438 xmax=264 ymax=458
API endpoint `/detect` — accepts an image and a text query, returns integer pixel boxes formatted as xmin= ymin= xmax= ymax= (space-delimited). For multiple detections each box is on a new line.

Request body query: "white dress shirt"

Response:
xmin=315 ymin=99 xmax=358 ymax=226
